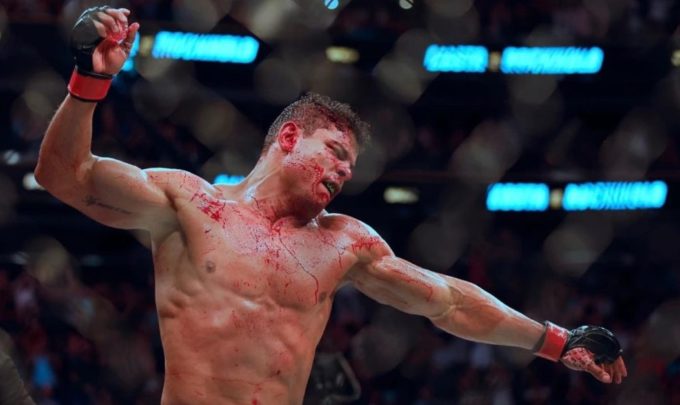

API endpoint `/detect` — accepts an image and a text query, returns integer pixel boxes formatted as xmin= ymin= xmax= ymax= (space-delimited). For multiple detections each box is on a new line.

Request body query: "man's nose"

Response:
xmin=337 ymin=163 xmax=352 ymax=181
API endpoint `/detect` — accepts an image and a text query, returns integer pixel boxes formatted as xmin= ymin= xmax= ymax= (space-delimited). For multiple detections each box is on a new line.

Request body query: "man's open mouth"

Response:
xmin=323 ymin=181 xmax=337 ymax=195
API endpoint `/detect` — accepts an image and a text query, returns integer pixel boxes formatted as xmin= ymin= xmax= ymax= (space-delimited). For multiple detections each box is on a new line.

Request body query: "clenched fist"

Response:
xmin=68 ymin=6 xmax=139 ymax=101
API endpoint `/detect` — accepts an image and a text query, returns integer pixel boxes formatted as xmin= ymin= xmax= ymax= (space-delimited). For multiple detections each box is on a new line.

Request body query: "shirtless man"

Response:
xmin=35 ymin=7 xmax=627 ymax=404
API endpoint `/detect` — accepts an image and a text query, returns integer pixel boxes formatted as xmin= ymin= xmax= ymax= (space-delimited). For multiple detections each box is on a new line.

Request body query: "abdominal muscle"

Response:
xmin=157 ymin=294 xmax=321 ymax=405
xmin=152 ymin=245 xmax=332 ymax=405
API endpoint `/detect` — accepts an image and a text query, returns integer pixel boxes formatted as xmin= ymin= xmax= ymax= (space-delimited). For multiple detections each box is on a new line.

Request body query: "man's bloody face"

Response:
xmin=279 ymin=124 xmax=357 ymax=213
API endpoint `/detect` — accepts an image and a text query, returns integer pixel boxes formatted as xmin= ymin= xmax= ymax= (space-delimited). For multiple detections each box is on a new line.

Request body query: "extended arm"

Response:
xmin=345 ymin=220 xmax=627 ymax=383
xmin=348 ymin=252 xmax=544 ymax=350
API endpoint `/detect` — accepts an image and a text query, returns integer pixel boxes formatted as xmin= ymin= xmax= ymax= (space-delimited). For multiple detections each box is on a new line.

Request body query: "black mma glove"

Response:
xmin=534 ymin=322 xmax=626 ymax=383
xmin=533 ymin=322 xmax=622 ymax=363
xmin=563 ymin=325 xmax=622 ymax=363
xmin=68 ymin=6 xmax=133 ymax=101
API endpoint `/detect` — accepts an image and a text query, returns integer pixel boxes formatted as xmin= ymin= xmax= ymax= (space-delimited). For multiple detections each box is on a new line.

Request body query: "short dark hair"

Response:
xmin=262 ymin=93 xmax=370 ymax=154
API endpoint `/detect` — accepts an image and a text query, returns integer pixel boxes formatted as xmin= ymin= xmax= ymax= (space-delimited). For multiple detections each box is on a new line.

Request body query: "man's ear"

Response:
xmin=277 ymin=122 xmax=300 ymax=153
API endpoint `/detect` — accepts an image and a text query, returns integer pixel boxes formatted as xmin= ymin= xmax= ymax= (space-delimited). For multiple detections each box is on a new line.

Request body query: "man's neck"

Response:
xmin=239 ymin=161 xmax=319 ymax=227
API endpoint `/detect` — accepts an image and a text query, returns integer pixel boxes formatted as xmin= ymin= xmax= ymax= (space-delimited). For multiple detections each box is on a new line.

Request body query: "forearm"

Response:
xmin=431 ymin=276 xmax=545 ymax=350
xmin=36 ymin=96 xmax=97 ymax=185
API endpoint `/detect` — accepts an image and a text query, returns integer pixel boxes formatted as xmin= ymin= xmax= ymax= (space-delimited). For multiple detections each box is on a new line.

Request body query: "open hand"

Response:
xmin=561 ymin=347 xmax=628 ymax=384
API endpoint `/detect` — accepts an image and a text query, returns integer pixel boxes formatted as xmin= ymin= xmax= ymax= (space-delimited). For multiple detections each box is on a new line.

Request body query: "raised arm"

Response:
xmin=36 ymin=95 xmax=186 ymax=232
xmin=344 ymin=219 xmax=627 ymax=384
xmin=35 ymin=7 xmax=184 ymax=233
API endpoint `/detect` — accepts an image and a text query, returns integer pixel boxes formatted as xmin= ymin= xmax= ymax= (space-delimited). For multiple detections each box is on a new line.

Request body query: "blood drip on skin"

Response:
xmin=107 ymin=20 xmax=128 ymax=43
xmin=318 ymin=230 xmax=345 ymax=271
xmin=391 ymin=266 xmax=434 ymax=302
xmin=311 ymin=163 xmax=324 ymax=182
xmin=251 ymin=384 xmax=263 ymax=405
xmin=288 ymin=157 xmax=328 ymax=208
xmin=276 ymin=231 xmax=320 ymax=303
xmin=563 ymin=347 xmax=595 ymax=371
xmin=263 ymin=247 xmax=285 ymax=274
xmin=350 ymin=236 xmax=383 ymax=253
xmin=229 ymin=310 xmax=242 ymax=329
xmin=178 ymin=172 xmax=202 ymax=191
xmin=191 ymin=192 xmax=227 ymax=226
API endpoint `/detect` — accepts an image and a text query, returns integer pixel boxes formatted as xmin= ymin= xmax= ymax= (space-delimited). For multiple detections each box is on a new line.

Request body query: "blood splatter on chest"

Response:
xmin=190 ymin=192 xmax=228 ymax=226
xmin=177 ymin=194 xmax=352 ymax=310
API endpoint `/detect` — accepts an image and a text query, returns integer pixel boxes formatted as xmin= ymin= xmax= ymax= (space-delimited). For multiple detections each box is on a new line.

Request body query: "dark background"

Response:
xmin=1 ymin=0 xmax=680 ymax=404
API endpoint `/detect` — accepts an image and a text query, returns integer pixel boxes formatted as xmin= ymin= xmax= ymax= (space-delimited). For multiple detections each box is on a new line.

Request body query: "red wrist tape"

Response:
xmin=534 ymin=321 xmax=569 ymax=362
xmin=67 ymin=68 xmax=112 ymax=102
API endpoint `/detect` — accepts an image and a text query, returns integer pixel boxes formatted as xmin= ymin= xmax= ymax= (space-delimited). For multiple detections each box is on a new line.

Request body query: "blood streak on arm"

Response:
xmin=351 ymin=236 xmax=384 ymax=252
xmin=391 ymin=264 xmax=434 ymax=302
xmin=350 ymin=236 xmax=388 ymax=267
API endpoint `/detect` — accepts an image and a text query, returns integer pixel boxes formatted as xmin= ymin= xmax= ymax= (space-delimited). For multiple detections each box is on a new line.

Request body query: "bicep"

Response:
xmin=57 ymin=156 xmax=179 ymax=231
xmin=347 ymin=256 xmax=454 ymax=319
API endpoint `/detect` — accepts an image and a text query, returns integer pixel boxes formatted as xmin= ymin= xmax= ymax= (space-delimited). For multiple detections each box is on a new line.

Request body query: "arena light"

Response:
xmin=500 ymin=46 xmax=604 ymax=75
xmin=151 ymin=31 xmax=259 ymax=64
xmin=486 ymin=183 xmax=550 ymax=212
xmin=384 ymin=187 xmax=419 ymax=204
xmin=326 ymin=46 xmax=359 ymax=64
xmin=423 ymin=45 xmax=489 ymax=73
xmin=324 ymin=0 xmax=339 ymax=10
xmin=214 ymin=174 xmax=245 ymax=185
xmin=562 ymin=181 xmax=667 ymax=211
xmin=10 ymin=252 xmax=27 ymax=265
xmin=121 ymin=33 xmax=140 ymax=72
xmin=398 ymin=0 xmax=414 ymax=10
xmin=23 ymin=172 xmax=44 ymax=191
xmin=2 ymin=150 xmax=19 ymax=165
xmin=424 ymin=45 xmax=604 ymax=75
xmin=672 ymin=50 xmax=680 ymax=67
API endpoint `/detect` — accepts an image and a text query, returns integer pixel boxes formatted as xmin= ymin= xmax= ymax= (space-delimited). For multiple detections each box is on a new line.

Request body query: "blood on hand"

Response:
xmin=108 ymin=20 xmax=128 ymax=43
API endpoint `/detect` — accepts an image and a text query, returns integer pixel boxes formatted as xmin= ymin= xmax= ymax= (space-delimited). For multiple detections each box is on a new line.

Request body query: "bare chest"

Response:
xmin=156 ymin=195 xmax=354 ymax=310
